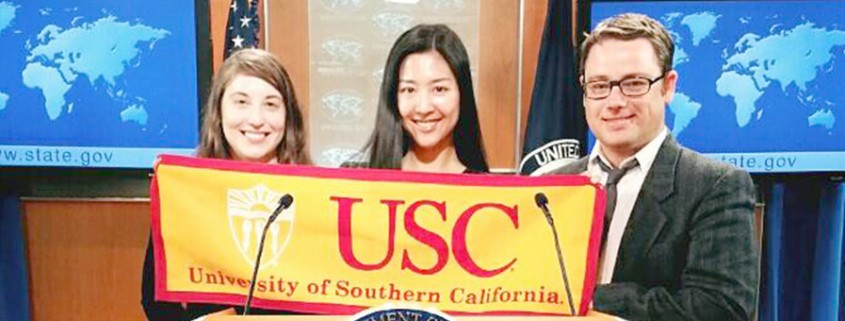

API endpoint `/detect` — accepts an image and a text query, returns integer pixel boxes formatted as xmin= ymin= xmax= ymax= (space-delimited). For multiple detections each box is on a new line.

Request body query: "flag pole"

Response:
xmin=515 ymin=0 xmax=526 ymax=168
xmin=262 ymin=0 xmax=269 ymax=50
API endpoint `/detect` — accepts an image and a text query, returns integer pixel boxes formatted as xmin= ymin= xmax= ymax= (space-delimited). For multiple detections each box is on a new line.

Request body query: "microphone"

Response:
xmin=534 ymin=192 xmax=577 ymax=316
xmin=243 ymin=193 xmax=293 ymax=315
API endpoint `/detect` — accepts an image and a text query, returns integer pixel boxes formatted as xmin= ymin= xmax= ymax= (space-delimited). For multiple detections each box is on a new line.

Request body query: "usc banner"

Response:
xmin=151 ymin=155 xmax=604 ymax=316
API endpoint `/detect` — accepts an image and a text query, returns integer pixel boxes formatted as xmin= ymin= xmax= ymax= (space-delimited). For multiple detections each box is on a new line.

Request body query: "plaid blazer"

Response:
xmin=549 ymin=135 xmax=758 ymax=321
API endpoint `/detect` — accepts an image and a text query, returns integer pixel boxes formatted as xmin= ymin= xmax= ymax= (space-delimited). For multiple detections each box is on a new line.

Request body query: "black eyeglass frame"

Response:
xmin=582 ymin=74 xmax=666 ymax=99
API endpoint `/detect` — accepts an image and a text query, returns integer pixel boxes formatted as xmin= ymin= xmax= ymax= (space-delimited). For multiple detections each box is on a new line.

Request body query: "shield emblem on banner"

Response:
xmin=227 ymin=185 xmax=294 ymax=270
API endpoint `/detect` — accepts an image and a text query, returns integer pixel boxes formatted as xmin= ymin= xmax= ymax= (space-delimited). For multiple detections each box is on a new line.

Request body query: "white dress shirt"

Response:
xmin=588 ymin=128 xmax=668 ymax=284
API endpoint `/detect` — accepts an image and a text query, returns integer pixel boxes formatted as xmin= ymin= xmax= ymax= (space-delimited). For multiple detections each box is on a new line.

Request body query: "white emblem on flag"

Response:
xmin=227 ymin=185 xmax=294 ymax=270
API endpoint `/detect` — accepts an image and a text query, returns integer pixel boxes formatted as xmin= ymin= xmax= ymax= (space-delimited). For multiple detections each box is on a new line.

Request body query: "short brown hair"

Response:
xmin=579 ymin=13 xmax=674 ymax=76
xmin=197 ymin=49 xmax=311 ymax=165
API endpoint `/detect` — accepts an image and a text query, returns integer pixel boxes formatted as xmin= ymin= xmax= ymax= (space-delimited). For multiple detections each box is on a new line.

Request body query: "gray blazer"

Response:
xmin=549 ymin=135 xmax=758 ymax=321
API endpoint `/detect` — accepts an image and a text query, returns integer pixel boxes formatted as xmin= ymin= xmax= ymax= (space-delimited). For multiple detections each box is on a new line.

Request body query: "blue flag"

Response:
xmin=224 ymin=0 xmax=260 ymax=59
xmin=519 ymin=0 xmax=587 ymax=175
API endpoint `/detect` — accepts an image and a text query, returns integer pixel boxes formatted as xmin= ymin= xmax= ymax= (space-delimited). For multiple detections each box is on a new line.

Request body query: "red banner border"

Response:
xmin=151 ymin=154 xmax=606 ymax=316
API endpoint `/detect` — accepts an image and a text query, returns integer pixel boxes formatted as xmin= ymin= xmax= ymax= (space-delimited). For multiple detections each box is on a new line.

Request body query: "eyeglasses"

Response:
xmin=582 ymin=74 xmax=665 ymax=100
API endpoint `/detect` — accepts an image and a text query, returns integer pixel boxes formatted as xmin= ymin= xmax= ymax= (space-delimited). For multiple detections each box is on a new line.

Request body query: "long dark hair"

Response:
xmin=360 ymin=24 xmax=488 ymax=172
xmin=197 ymin=49 xmax=311 ymax=164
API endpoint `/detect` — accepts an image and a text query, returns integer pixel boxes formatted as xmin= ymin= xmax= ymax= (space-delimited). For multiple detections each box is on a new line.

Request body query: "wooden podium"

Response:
xmin=208 ymin=311 xmax=617 ymax=321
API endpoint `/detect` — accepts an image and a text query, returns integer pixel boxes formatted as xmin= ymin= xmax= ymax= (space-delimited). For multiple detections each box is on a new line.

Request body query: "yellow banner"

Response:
xmin=151 ymin=155 xmax=604 ymax=316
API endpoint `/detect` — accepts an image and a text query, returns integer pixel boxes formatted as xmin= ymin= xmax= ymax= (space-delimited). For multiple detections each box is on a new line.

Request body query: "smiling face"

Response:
xmin=582 ymin=38 xmax=677 ymax=158
xmin=221 ymin=74 xmax=286 ymax=163
xmin=397 ymin=50 xmax=461 ymax=154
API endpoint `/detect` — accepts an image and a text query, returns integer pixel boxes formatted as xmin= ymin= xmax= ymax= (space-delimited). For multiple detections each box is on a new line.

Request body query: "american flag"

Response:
xmin=224 ymin=0 xmax=260 ymax=58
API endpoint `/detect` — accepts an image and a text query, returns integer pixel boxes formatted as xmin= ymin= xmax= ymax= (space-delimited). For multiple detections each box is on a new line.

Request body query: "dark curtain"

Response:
xmin=0 ymin=195 xmax=31 ymax=321
xmin=760 ymin=178 xmax=844 ymax=321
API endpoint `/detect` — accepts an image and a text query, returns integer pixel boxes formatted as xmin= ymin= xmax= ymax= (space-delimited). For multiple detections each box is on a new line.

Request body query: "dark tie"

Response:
xmin=598 ymin=159 xmax=639 ymax=246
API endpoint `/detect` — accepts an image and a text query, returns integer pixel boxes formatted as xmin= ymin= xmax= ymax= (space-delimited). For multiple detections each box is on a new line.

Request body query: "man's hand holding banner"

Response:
xmin=151 ymin=155 xmax=604 ymax=316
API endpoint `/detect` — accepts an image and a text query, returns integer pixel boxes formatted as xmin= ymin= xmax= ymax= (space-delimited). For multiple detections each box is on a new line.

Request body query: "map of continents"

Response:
xmin=661 ymin=10 xmax=845 ymax=142
xmin=716 ymin=22 xmax=845 ymax=130
xmin=21 ymin=14 xmax=168 ymax=123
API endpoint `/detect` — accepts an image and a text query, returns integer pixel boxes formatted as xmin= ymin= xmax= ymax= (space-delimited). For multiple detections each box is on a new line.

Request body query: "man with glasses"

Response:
xmin=549 ymin=13 xmax=758 ymax=321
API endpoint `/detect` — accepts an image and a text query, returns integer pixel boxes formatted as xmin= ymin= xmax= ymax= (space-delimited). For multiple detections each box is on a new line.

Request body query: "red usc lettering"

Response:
xmin=332 ymin=196 xmax=518 ymax=277
xmin=452 ymin=203 xmax=519 ymax=277
xmin=402 ymin=200 xmax=449 ymax=274
xmin=334 ymin=197 xmax=403 ymax=270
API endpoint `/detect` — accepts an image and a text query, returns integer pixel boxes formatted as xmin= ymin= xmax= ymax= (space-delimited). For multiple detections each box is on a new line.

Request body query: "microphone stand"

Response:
xmin=535 ymin=193 xmax=577 ymax=316
xmin=243 ymin=194 xmax=293 ymax=315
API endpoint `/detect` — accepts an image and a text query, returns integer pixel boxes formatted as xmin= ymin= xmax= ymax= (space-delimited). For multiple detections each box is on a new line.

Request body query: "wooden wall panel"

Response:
xmin=478 ymin=0 xmax=520 ymax=169
xmin=210 ymin=0 xmax=230 ymax=73
xmin=266 ymin=1 xmax=311 ymax=135
xmin=23 ymin=200 xmax=150 ymax=321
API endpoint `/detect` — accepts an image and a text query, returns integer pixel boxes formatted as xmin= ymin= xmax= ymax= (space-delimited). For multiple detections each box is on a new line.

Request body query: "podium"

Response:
xmin=207 ymin=311 xmax=618 ymax=321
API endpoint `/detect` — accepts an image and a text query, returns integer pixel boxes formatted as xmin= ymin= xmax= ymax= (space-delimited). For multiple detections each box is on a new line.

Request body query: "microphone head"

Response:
xmin=534 ymin=192 xmax=549 ymax=208
xmin=279 ymin=194 xmax=294 ymax=210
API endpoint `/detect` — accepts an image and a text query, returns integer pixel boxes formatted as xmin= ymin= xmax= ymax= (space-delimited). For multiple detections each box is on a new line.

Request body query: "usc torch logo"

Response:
xmin=227 ymin=185 xmax=295 ymax=270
